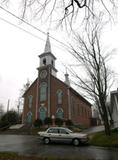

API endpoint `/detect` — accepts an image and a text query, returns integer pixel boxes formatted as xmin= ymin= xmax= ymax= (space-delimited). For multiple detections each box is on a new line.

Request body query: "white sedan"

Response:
xmin=38 ymin=127 xmax=89 ymax=146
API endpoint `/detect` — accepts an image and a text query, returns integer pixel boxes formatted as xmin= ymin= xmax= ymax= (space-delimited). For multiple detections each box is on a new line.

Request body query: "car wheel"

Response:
xmin=73 ymin=139 xmax=80 ymax=146
xmin=44 ymin=138 xmax=50 ymax=144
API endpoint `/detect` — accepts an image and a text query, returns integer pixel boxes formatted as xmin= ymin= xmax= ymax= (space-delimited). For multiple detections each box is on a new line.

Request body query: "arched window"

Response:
xmin=27 ymin=112 xmax=32 ymax=124
xmin=39 ymin=82 xmax=47 ymax=101
xmin=39 ymin=106 xmax=46 ymax=121
xmin=51 ymin=60 xmax=54 ymax=66
xmin=57 ymin=89 xmax=63 ymax=104
xmin=43 ymin=58 xmax=46 ymax=65
xmin=28 ymin=95 xmax=33 ymax=109
xmin=56 ymin=108 xmax=64 ymax=119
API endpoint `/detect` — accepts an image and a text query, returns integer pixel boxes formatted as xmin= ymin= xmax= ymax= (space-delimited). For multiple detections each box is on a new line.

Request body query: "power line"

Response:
xmin=0 ymin=6 xmax=46 ymax=35
xmin=0 ymin=5 xmax=70 ymax=49
xmin=0 ymin=5 xmax=73 ymax=71
xmin=0 ymin=16 xmax=68 ymax=52
xmin=0 ymin=16 xmax=45 ymax=42
xmin=0 ymin=14 xmax=73 ymax=74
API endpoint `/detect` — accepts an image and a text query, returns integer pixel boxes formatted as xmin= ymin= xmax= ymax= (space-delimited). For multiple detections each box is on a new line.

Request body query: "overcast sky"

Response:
xmin=0 ymin=4 xmax=118 ymax=111
xmin=0 ymin=4 xmax=73 ymax=111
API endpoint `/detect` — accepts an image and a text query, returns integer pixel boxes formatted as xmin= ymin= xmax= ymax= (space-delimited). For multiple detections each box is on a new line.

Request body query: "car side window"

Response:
xmin=53 ymin=129 xmax=59 ymax=134
xmin=47 ymin=128 xmax=59 ymax=134
xmin=59 ymin=129 xmax=68 ymax=134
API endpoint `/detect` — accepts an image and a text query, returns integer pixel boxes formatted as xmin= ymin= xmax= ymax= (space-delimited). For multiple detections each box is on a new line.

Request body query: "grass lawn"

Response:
xmin=89 ymin=131 xmax=118 ymax=147
xmin=0 ymin=152 xmax=91 ymax=160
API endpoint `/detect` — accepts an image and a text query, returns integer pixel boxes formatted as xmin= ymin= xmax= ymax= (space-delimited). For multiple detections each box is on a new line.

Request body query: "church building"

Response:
xmin=22 ymin=33 xmax=92 ymax=127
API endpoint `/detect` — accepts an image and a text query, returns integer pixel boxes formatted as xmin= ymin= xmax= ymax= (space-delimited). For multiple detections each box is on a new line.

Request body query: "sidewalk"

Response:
xmin=82 ymin=125 xmax=104 ymax=134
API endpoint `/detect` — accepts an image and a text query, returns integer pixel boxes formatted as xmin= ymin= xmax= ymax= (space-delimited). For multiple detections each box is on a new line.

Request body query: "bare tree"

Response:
xmin=17 ymin=78 xmax=32 ymax=115
xmin=1 ymin=0 xmax=117 ymax=27
xmin=68 ymin=23 xmax=114 ymax=135
xmin=20 ymin=78 xmax=31 ymax=96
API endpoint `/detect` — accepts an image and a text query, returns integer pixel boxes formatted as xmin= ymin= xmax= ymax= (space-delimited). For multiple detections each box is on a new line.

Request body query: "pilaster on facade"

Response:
xmin=67 ymin=88 xmax=71 ymax=120
xmin=48 ymin=66 xmax=51 ymax=117
xmin=35 ymin=78 xmax=39 ymax=120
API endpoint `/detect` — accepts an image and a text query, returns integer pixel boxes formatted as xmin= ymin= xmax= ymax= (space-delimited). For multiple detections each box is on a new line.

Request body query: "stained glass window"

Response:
xmin=57 ymin=90 xmax=63 ymax=104
xmin=40 ymin=82 xmax=47 ymax=101
xmin=28 ymin=95 xmax=33 ymax=108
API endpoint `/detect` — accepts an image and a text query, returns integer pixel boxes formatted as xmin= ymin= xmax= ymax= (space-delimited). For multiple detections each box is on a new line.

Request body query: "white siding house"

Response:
xmin=110 ymin=89 xmax=118 ymax=128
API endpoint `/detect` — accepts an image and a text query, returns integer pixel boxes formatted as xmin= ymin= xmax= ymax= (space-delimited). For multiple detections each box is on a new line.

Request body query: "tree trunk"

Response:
xmin=102 ymin=103 xmax=111 ymax=135
xmin=103 ymin=117 xmax=111 ymax=135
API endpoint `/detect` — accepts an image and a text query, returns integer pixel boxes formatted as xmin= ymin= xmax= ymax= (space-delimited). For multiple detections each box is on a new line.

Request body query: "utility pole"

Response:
xmin=7 ymin=99 xmax=10 ymax=112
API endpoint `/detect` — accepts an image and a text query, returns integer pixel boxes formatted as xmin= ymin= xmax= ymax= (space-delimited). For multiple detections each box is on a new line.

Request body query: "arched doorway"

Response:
xmin=27 ymin=112 xmax=32 ymax=124
xmin=39 ymin=106 xmax=46 ymax=121
xmin=56 ymin=108 xmax=64 ymax=119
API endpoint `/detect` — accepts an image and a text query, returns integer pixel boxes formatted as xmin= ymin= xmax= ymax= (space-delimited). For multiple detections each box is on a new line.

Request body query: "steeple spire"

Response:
xmin=44 ymin=32 xmax=52 ymax=53
xmin=38 ymin=32 xmax=57 ymax=77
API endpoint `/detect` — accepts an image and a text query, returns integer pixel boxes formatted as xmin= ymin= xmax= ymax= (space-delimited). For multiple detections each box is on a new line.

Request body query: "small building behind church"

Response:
xmin=22 ymin=33 xmax=92 ymax=127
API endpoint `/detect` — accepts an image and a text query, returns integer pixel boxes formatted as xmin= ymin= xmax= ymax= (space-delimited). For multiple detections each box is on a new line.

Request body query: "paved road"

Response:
xmin=0 ymin=135 xmax=118 ymax=160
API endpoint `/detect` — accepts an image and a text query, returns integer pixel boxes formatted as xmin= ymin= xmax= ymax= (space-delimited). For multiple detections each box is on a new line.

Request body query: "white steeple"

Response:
xmin=44 ymin=32 xmax=51 ymax=53
xmin=38 ymin=32 xmax=57 ymax=77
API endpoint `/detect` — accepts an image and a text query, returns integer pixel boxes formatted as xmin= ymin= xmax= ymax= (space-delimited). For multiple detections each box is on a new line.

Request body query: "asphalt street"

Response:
xmin=0 ymin=135 xmax=118 ymax=160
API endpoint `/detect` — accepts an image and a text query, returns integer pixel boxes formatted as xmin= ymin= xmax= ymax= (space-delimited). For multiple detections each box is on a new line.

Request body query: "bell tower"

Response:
xmin=38 ymin=32 xmax=57 ymax=77
xmin=37 ymin=32 xmax=58 ymax=118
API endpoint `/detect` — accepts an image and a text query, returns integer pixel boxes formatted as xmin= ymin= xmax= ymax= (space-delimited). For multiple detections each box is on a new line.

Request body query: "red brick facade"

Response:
xmin=22 ymin=33 xmax=92 ymax=127
xmin=22 ymin=66 xmax=92 ymax=127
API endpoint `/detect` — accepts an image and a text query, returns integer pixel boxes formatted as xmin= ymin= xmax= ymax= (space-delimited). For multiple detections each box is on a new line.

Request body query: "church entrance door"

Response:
xmin=39 ymin=107 xmax=46 ymax=121
xmin=56 ymin=108 xmax=64 ymax=119
xmin=27 ymin=112 xmax=32 ymax=124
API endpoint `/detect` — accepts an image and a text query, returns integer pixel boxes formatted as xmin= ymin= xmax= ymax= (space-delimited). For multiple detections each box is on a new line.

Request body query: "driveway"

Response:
xmin=82 ymin=125 xmax=105 ymax=134
xmin=0 ymin=134 xmax=118 ymax=160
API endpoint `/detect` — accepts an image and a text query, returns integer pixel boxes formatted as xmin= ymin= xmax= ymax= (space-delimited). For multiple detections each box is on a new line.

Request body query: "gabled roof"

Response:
xmin=111 ymin=90 xmax=118 ymax=95
xmin=38 ymin=32 xmax=56 ymax=60
xmin=23 ymin=74 xmax=91 ymax=107
xmin=51 ymin=75 xmax=92 ymax=107
xmin=69 ymin=86 xmax=92 ymax=107
xmin=39 ymin=52 xmax=56 ymax=60
xmin=22 ymin=78 xmax=37 ymax=97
